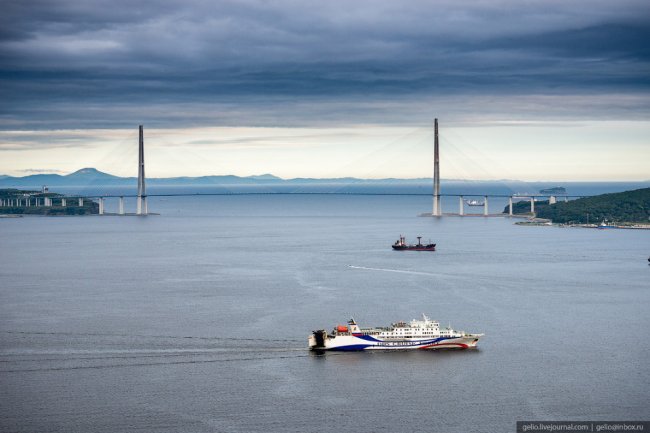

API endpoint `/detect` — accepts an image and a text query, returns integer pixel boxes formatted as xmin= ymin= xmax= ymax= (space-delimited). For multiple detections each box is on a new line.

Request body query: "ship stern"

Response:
xmin=309 ymin=330 xmax=328 ymax=350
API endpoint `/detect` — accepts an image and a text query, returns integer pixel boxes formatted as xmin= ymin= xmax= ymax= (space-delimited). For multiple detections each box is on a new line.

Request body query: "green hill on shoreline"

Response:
xmin=0 ymin=189 xmax=98 ymax=215
xmin=504 ymin=188 xmax=650 ymax=224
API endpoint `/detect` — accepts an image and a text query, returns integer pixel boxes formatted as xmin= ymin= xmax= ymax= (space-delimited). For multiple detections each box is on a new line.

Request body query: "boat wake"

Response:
xmin=348 ymin=265 xmax=439 ymax=277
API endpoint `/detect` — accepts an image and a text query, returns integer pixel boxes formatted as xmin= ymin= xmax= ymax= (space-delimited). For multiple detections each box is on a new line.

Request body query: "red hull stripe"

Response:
xmin=418 ymin=342 xmax=469 ymax=349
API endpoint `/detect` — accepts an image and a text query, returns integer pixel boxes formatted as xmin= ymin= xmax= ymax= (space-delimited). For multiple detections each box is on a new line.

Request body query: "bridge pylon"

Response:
xmin=136 ymin=125 xmax=148 ymax=215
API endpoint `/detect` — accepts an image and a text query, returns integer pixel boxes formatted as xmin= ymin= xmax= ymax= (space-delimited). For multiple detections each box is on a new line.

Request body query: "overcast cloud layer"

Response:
xmin=1 ymin=0 xmax=649 ymax=129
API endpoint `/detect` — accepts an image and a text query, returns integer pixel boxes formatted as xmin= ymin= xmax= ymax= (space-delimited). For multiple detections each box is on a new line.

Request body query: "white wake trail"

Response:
xmin=348 ymin=265 xmax=439 ymax=277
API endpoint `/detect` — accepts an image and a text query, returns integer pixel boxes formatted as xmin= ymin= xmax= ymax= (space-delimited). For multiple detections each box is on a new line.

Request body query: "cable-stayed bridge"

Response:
xmin=0 ymin=122 xmax=587 ymax=217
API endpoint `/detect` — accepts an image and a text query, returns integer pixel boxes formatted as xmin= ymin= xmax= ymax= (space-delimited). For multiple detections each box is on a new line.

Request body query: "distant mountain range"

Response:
xmin=0 ymin=167 xmax=445 ymax=187
xmin=2 ymin=169 xmax=648 ymax=197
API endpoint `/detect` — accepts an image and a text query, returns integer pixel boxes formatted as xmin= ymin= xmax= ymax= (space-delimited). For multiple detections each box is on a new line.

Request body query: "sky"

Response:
xmin=1 ymin=0 xmax=649 ymax=180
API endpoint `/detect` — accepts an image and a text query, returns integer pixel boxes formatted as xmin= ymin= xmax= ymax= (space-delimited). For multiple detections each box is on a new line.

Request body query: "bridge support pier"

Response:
xmin=483 ymin=196 xmax=489 ymax=216
xmin=78 ymin=198 xmax=83 ymax=207
xmin=61 ymin=198 xmax=66 ymax=207
xmin=98 ymin=198 xmax=104 ymax=215
xmin=459 ymin=196 xmax=464 ymax=216
xmin=119 ymin=197 xmax=124 ymax=215
xmin=509 ymin=197 xmax=513 ymax=216
xmin=530 ymin=198 xmax=535 ymax=214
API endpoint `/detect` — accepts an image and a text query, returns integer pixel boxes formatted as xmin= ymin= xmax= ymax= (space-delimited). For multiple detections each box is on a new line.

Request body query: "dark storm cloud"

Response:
xmin=1 ymin=0 xmax=649 ymax=128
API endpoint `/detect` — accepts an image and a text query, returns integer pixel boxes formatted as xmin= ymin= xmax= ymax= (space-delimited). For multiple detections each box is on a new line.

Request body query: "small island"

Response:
xmin=505 ymin=187 xmax=650 ymax=226
xmin=0 ymin=188 xmax=98 ymax=215
xmin=539 ymin=186 xmax=566 ymax=195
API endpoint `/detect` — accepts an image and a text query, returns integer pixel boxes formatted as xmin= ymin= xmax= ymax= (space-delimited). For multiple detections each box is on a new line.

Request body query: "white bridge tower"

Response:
xmin=432 ymin=118 xmax=441 ymax=216
xmin=136 ymin=125 xmax=147 ymax=215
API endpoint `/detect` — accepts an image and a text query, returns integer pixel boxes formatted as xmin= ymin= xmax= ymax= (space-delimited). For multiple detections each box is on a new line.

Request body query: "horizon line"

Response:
xmin=1 ymin=167 xmax=649 ymax=184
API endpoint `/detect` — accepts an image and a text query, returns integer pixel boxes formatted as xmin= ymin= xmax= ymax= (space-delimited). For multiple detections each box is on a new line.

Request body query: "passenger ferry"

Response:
xmin=309 ymin=315 xmax=483 ymax=351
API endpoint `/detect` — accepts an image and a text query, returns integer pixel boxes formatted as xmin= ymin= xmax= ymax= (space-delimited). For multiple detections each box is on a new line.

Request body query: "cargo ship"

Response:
xmin=309 ymin=315 xmax=483 ymax=351
xmin=392 ymin=236 xmax=436 ymax=251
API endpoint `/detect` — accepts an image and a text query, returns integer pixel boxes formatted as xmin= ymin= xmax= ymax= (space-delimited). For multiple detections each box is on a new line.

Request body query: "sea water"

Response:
xmin=0 ymin=193 xmax=648 ymax=432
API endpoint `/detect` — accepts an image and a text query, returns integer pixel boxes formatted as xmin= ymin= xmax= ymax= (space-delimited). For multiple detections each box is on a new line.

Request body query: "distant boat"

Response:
xmin=392 ymin=236 xmax=436 ymax=251
xmin=598 ymin=220 xmax=617 ymax=229
xmin=465 ymin=199 xmax=485 ymax=206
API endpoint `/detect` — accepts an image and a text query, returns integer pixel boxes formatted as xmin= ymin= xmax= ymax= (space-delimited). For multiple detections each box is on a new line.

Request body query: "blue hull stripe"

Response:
xmin=330 ymin=344 xmax=372 ymax=351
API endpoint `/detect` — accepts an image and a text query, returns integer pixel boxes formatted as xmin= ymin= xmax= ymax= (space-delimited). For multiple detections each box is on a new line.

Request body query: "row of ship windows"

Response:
xmin=379 ymin=332 xmax=445 ymax=335
xmin=357 ymin=331 xmax=449 ymax=335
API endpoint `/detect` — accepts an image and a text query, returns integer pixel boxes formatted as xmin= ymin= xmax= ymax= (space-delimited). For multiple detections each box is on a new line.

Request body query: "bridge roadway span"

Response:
xmin=0 ymin=192 xmax=590 ymax=217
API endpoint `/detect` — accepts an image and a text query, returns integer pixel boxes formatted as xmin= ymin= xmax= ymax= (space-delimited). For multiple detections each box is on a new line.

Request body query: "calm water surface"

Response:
xmin=1 ymin=195 xmax=648 ymax=433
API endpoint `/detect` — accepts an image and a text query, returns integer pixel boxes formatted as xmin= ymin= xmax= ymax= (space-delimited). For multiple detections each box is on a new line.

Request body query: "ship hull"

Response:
xmin=392 ymin=245 xmax=436 ymax=251
xmin=308 ymin=334 xmax=480 ymax=351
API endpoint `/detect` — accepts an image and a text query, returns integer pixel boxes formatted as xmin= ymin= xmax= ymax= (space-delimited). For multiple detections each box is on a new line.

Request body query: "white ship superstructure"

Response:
xmin=309 ymin=315 xmax=483 ymax=351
